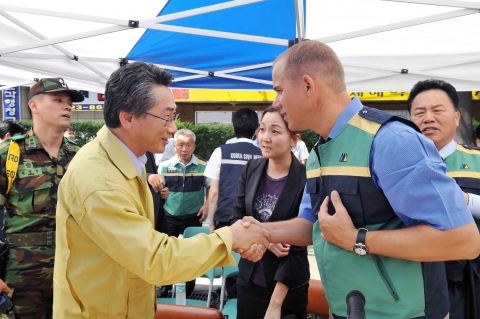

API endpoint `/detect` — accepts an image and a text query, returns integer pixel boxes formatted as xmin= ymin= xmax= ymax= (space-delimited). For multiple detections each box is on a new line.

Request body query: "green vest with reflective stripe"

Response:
xmin=444 ymin=144 xmax=480 ymax=229
xmin=162 ymin=156 xmax=207 ymax=217
xmin=308 ymin=109 xmax=447 ymax=319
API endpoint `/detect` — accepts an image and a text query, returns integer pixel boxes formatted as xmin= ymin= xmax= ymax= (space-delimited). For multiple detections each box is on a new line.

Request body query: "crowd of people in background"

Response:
xmin=0 ymin=40 xmax=479 ymax=319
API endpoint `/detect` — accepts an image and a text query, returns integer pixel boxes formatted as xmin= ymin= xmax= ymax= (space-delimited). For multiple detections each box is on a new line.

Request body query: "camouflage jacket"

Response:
xmin=0 ymin=129 xmax=79 ymax=233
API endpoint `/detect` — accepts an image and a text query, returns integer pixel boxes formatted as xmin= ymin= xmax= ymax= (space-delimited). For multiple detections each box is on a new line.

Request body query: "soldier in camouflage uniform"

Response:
xmin=0 ymin=78 xmax=84 ymax=318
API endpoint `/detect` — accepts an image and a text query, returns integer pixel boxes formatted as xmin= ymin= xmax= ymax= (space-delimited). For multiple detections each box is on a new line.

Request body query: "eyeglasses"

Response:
xmin=145 ymin=112 xmax=180 ymax=126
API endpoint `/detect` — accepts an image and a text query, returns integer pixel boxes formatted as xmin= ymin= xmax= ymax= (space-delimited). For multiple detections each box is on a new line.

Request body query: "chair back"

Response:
xmin=306 ymin=279 xmax=330 ymax=318
xmin=155 ymin=304 xmax=223 ymax=319
xmin=222 ymin=251 xmax=240 ymax=278
xmin=183 ymin=226 xmax=210 ymax=238
xmin=183 ymin=226 xmax=222 ymax=278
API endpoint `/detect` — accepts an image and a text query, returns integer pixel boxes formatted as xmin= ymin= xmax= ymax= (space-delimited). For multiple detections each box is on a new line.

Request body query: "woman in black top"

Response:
xmin=231 ymin=106 xmax=309 ymax=319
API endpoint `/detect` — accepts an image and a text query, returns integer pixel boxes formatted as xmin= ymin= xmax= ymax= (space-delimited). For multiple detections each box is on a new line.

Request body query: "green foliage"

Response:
xmin=18 ymin=120 xmax=104 ymax=147
xmin=70 ymin=121 xmax=105 ymax=146
xmin=176 ymin=121 xmax=235 ymax=159
xmin=473 ymin=118 xmax=480 ymax=143
xmin=17 ymin=119 xmax=319 ymax=157
xmin=300 ymin=129 xmax=319 ymax=151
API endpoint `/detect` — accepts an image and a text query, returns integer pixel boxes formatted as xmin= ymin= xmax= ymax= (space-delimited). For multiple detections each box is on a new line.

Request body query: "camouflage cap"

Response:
xmin=29 ymin=78 xmax=85 ymax=102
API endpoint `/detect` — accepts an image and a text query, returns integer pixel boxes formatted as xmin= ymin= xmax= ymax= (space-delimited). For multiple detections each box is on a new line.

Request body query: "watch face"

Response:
xmin=354 ymin=245 xmax=368 ymax=256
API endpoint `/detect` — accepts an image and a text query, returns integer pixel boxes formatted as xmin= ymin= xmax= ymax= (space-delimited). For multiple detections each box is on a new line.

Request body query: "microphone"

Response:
xmin=346 ymin=290 xmax=366 ymax=319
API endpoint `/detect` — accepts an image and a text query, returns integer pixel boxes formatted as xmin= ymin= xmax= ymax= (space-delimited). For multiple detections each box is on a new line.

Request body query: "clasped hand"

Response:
xmin=235 ymin=190 xmax=359 ymax=262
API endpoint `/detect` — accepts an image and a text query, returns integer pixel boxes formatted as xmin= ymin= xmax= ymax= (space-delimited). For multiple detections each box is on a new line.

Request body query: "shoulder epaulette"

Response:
xmin=163 ymin=157 xmax=176 ymax=165
xmin=461 ymin=144 xmax=480 ymax=151
xmin=195 ymin=154 xmax=207 ymax=163
xmin=0 ymin=137 xmax=23 ymax=153
xmin=0 ymin=141 xmax=10 ymax=152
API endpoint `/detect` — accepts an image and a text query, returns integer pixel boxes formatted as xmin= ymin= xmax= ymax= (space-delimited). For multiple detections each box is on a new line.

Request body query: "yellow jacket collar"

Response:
xmin=96 ymin=125 xmax=139 ymax=180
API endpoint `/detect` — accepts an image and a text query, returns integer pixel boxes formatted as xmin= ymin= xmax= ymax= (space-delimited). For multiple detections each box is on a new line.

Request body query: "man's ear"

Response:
xmin=119 ymin=110 xmax=134 ymax=129
xmin=28 ymin=100 xmax=38 ymax=115
xmin=302 ymin=75 xmax=315 ymax=96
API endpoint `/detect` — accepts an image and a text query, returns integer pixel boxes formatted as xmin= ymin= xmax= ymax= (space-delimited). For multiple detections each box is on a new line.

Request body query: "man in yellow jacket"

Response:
xmin=53 ymin=62 xmax=270 ymax=318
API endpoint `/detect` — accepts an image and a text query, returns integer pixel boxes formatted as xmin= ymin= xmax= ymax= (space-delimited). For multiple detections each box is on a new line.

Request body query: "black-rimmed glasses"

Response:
xmin=145 ymin=112 xmax=180 ymax=126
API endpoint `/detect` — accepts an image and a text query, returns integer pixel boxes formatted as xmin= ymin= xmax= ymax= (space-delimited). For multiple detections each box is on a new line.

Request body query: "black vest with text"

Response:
xmin=215 ymin=142 xmax=262 ymax=223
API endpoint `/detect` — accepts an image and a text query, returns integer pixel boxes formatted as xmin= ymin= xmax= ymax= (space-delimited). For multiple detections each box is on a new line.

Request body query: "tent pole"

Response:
xmin=0 ymin=10 xmax=109 ymax=79
xmin=1 ymin=53 xmax=70 ymax=60
xmin=143 ymin=0 xmax=263 ymax=24
xmin=0 ymin=60 xmax=106 ymax=90
xmin=380 ymin=0 xmax=480 ymax=10
xmin=343 ymin=64 xmax=480 ymax=86
xmin=0 ymin=25 xmax=129 ymax=55
xmin=140 ymin=23 xmax=288 ymax=46
xmin=317 ymin=8 xmax=477 ymax=44
xmin=0 ymin=5 xmax=128 ymax=25
xmin=294 ymin=0 xmax=305 ymax=42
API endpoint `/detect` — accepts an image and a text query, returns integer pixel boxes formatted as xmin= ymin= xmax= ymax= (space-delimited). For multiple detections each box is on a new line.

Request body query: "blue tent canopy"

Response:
xmin=127 ymin=0 xmax=305 ymax=90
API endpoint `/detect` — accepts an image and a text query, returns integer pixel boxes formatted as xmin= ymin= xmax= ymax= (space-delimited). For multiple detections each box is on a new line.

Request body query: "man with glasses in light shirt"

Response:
xmin=53 ymin=62 xmax=271 ymax=318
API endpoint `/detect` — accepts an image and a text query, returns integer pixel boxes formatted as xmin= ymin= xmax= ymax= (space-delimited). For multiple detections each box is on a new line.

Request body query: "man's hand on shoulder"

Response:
xmin=319 ymin=190 xmax=357 ymax=251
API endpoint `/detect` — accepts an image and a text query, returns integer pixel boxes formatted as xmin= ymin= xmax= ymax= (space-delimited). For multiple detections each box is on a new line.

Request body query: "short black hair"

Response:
xmin=0 ymin=121 xmax=26 ymax=140
xmin=407 ymin=79 xmax=459 ymax=113
xmin=103 ymin=62 xmax=173 ymax=128
xmin=476 ymin=125 xmax=480 ymax=140
xmin=232 ymin=108 xmax=259 ymax=139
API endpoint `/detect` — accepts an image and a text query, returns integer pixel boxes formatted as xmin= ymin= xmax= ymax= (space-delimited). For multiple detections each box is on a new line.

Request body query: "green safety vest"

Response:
xmin=162 ymin=156 xmax=207 ymax=217
xmin=307 ymin=107 xmax=447 ymax=319
xmin=444 ymin=144 xmax=480 ymax=229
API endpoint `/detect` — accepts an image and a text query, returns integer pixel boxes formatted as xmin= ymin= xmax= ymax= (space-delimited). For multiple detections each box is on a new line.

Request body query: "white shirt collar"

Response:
xmin=438 ymin=139 xmax=457 ymax=160
xmin=171 ymin=154 xmax=198 ymax=167
xmin=114 ymin=136 xmax=147 ymax=176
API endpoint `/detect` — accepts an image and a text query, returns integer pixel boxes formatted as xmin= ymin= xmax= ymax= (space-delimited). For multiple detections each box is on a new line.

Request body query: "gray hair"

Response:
xmin=174 ymin=128 xmax=196 ymax=143
xmin=103 ymin=62 xmax=173 ymax=128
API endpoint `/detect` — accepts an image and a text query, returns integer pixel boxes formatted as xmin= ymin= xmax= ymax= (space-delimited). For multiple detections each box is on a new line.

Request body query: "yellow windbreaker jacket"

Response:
xmin=53 ymin=125 xmax=234 ymax=318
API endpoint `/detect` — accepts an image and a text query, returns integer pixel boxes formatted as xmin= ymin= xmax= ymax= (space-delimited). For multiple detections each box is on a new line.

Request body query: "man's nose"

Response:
xmin=273 ymin=97 xmax=281 ymax=109
xmin=167 ymin=121 xmax=178 ymax=134
xmin=423 ymin=111 xmax=435 ymax=122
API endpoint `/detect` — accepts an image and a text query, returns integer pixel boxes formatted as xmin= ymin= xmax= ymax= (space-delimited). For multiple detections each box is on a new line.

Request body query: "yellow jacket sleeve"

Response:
xmin=78 ymin=188 xmax=235 ymax=285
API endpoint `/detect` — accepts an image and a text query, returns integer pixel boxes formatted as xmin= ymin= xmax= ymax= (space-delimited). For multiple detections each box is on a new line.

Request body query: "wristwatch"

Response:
xmin=353 ymin=228 xmax=368 ymax=256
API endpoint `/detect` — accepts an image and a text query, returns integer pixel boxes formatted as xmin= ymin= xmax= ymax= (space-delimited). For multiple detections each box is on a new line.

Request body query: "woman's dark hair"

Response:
xmin=261 ymin=106 xmax=299 ymax=138
xmin=0 ymin=121 xmax=26 ymax=139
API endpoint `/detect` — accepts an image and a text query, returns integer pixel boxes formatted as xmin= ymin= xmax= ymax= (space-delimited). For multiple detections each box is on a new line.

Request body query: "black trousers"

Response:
xmin=166 ymin=213 xmax=201 ymax=237
xmin=446 ymin=254 xmax=480 ymax=319
xmin=236 ymin=281 xmax=308 ymax=319
xmin=165 ymin=213 xmax=201 ymax=295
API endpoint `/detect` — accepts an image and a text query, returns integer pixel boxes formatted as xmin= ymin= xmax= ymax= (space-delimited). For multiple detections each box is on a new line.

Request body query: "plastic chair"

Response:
xmin=307 ymin=279 xmax=330 ymax=318
xmin=183 ymin=226 xmax=222 ymax=307
xmin=219 ymin=251 xmax=240 ymax=311
xmin=155 ymin=303 xmax=223 ymax=319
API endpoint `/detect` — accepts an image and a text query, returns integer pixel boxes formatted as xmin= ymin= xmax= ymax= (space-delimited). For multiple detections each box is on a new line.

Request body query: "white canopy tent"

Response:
xmin=0 ymin=0 xmax=479 ymax=93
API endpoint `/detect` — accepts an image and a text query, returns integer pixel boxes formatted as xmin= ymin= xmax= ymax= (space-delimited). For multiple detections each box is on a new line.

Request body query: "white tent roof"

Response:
xmin=0 ymin=0 xmax=479 ymax=92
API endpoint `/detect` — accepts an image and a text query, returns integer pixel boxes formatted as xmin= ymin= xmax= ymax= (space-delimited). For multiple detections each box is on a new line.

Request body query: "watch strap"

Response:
xmin=356 ymin=228 xmax=368 ymax=245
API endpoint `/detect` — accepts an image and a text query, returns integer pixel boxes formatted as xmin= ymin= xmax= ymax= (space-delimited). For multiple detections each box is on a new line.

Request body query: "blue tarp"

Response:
xmin=127 ymin=0 xmax=305 ymax=90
